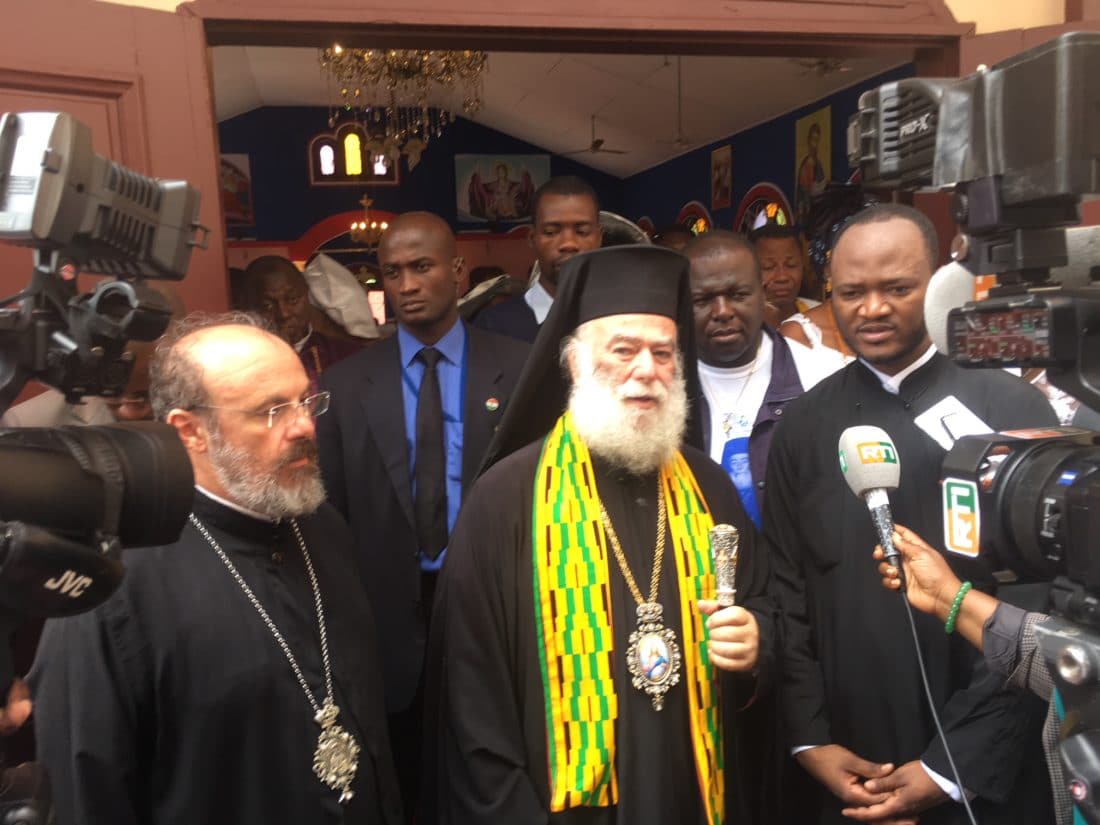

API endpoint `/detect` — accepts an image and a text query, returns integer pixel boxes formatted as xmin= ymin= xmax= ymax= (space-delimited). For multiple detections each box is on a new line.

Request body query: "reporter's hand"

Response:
xmin=874 ymin=524 xmax=960 ymax=619
xmin=842 ymin=759 xmax=948 ymax=821
xmin=795 ymin=744 xmax=895 ymax=808
xmin=0 ymin=678 xmax=32 ymax=736
xmin=697 ymin=601 xmax=758 ymax=672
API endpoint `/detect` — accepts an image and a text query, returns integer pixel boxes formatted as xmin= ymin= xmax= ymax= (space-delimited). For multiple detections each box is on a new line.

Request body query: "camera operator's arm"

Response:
xmin=875 ymin=524 xmax=1052 ymax=698
xmin=0 ymin=678 xmax=32 ymax=736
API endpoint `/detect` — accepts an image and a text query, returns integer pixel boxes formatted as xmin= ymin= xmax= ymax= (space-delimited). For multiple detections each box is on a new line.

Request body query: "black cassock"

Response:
xmin=29 ymin=491 xmax=403 ymax=825
xmin=764 ymin=354 xmax=1058 ymax=825
xmin=424 ymin=442 xmax=777 ymax=825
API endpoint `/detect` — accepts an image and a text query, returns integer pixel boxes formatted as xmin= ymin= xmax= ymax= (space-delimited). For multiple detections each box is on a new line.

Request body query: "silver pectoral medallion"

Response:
xmin=625 ymin=602 xmax=682 ymax=711
xmin=313 ymin=700 xmax=360 ymax=803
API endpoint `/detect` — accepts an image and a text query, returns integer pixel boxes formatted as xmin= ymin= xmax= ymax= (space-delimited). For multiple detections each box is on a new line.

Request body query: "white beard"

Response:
xmin=208 ymin=430 xmax=326 ymax=520
xmin=567 ymin=350 xmax=688 ymax=475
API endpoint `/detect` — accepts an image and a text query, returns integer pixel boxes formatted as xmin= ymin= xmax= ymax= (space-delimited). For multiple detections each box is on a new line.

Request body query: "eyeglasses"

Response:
xmin=192 ymin=391 xmax=331 ymax=429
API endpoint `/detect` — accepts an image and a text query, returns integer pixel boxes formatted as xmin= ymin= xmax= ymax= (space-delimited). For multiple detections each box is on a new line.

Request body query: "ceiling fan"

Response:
xmin=659 ymin=56 xmax=692 ymax=147
xmin=562 ymin=115 xmax=628 ymax=156
xmin=791 ymin=57 xmax=852 ymax=77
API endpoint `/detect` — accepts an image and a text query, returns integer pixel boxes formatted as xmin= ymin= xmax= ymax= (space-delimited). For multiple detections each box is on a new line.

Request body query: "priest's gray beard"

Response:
xmin=567 ymin=346 xmax=688 ymax=476
xmin=207 ymin=428 xmax=326 ymax=520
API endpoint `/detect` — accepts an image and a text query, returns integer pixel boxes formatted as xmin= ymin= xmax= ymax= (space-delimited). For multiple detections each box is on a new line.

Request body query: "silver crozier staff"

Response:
xmin=709 ymin=524 xmax=739 ymax=607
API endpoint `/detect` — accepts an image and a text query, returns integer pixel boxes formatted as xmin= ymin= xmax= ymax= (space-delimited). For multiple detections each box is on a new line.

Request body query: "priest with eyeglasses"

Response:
xmin=29 ymin=313 xmax=402 ymax=825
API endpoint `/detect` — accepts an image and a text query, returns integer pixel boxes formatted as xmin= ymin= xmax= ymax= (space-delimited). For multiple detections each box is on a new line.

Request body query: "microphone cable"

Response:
xmin=894 ymin=573 xmax=980 ymax=825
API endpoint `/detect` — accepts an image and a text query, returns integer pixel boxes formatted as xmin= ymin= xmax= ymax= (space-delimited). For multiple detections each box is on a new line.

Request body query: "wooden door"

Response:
xmin=3 ymin=0 xmax=228 ymax=317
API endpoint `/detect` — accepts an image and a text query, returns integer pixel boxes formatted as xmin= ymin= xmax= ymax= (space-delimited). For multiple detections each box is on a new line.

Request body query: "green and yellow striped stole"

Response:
xmin=532 ymin=412 xmax=726 ymax=824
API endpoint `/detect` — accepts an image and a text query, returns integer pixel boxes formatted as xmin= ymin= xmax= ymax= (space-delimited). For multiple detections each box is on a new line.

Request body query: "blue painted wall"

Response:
xmin=218 ymin=65 xmax=914 ymax=243
xmin=621 ymin=64 xmax=915 ymax=230
xmin=217 ymin=106 xmax=624 ymax=242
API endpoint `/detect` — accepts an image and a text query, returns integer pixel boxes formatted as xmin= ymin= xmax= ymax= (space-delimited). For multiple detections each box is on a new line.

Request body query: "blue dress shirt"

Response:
xmin=397 ymin=320 xmax=467 ymax=571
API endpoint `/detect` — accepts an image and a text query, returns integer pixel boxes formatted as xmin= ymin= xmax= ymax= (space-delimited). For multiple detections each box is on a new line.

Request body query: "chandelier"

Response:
xmin=320 ymin=45 xmax=488 ymax=170
xmin=349 ymin=196 xmax=388 ymax=250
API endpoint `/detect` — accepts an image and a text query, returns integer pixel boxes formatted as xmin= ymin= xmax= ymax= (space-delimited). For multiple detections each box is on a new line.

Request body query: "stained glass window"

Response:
xmin=319 ymin=145 xmax=335 ymax=176
xmin=344 ymin=133 xmax=363 ymax=176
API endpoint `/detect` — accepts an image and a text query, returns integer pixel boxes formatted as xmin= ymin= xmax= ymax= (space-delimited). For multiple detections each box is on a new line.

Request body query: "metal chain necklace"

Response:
xmin=188 ymin=513 xmax=360 ymax=803
xmin=699 ymin=352 xmax=761 ymax=441
xmin=599 ymin=481 xmax=682 ymax=711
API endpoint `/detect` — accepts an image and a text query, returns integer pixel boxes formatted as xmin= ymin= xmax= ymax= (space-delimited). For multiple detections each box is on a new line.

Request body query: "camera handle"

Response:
xmin=1038 ymin=613 xmax=1100 ymax=824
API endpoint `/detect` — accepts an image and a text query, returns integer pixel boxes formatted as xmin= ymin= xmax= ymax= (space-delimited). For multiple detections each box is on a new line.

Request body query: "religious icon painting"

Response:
xmin=456 ymin=154 xmax=550 ymax=224
xmin=794 ymin=106 xmax=832 ymax=226
xmin=220 ymin=154 xmax=254 ymax=224
xmin=711 ymin=145 xmax=732 ymax=211
xmin=639 ymin=634 xmax=672 ymax=683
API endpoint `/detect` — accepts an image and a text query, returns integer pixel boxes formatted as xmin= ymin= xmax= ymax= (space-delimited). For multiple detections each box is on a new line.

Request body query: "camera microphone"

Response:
xmin=838 ymin=425 xmax=903 ymax=572
xmin=924 ymin=262 xmax=975 ymax=355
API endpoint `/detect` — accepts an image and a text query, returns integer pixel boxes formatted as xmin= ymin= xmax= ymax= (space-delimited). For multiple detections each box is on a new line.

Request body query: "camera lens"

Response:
xmin=992 ymin=439 xmax=1100 ymax=581
xmin=0 ymin=422 xmax=193 ymax=548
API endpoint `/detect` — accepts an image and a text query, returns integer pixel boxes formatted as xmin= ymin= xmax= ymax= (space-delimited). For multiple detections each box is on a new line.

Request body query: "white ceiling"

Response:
xmin=211 ymin=47 xmax=907 ymax=178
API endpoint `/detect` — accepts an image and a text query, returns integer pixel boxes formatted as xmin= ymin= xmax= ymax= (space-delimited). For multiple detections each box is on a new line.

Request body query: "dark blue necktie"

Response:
xmin=415 ymin=347 xmax=447 ymax=559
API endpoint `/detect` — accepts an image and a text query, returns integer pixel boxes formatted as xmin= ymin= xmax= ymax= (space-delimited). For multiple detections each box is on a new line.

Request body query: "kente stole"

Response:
xmin=532 ymin=412 xmax=725 ymax=824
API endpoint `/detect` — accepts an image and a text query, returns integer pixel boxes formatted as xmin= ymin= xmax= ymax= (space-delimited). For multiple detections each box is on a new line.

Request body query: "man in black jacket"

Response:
xmin=317 ymin=212 xmax=527 ymax=819
xmin=765 ymin=204 xmax=1057 ymax=824
xmin=475 ymin=176 xmax=602 ymax=342
xmin=31 ymin=315 xmax=403 ymax=825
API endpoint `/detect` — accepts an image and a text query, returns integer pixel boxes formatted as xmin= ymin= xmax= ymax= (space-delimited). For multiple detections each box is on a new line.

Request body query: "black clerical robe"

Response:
xmin=29 ymin=492 xmax=403 ymax=825
xmin=764 ymin=355 xmax=1057 ymax=825
xmin=426 ymin=442 xmax=775 ymax=825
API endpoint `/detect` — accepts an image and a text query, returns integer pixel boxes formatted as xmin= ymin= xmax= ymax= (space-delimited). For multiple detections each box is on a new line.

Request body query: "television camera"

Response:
xmin=850 ymin=32 xmax=1100 ymax=822
xmin=0 ymin=111 xmax=203 ymax=820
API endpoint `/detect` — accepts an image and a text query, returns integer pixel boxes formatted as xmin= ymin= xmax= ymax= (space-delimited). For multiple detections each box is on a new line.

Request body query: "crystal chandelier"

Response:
xmin=320 ymin=45 xmax=488 ymax=170
xmin=349 ymin=196 xmax=388 ymax=250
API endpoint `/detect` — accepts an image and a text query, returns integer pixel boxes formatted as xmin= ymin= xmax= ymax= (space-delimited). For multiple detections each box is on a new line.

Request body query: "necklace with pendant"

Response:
xmin=599 ymin=481 xmax=682 ymax=711
xmin=700 ymin=354 xmax=760 ymax=441
xmin=189 ymin=514 xmax=360 ymax=804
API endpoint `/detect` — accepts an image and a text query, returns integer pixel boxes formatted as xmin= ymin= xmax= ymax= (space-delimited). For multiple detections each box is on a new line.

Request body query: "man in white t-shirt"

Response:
xmin=685 ymin=230 xmax=837 ymax=528
xmin=685 ymin=228 xmax=839 ymax=825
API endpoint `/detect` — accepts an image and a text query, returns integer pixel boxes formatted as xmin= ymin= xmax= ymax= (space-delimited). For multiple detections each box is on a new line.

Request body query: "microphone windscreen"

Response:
xmin=838 ymin=425 xmax=901 ymax=498
xmin=924 ymin=262 xmax=975 ymax=354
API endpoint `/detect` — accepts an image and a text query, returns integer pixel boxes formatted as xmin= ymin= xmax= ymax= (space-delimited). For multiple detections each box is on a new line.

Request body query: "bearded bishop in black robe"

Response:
xmin=425 ymin=246 xmax=777 ymax=825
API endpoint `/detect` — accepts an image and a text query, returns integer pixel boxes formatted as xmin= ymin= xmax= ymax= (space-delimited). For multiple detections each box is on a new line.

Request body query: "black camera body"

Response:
xmin=0 ymin=112 xmax=206 ymax=412
xmin=852 ymin=31 xmax=1100 ymax=824
xmin=0 ymin=110 xmax=203 ymax=628
xmin=941 ymin=428 xmax=1100 ymax=589
xmin=850 ymin=32 xmax=1100 ymax=396
xmin=0 ymin=112 xmax=205 ymax=819
xmin=850 ymin=32 xmax=1100 ymax=574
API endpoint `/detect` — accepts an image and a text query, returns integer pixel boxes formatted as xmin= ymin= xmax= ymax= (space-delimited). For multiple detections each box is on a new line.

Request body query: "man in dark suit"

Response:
xmin=474 ymin=175 xmax=603 ymax=342
xmin=317 ymin=212 xmax=528 ymax=821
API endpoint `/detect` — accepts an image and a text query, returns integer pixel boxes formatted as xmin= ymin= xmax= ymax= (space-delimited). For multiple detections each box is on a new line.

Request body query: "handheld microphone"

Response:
xmin=838 ymin=425 xmax=902 ymax=571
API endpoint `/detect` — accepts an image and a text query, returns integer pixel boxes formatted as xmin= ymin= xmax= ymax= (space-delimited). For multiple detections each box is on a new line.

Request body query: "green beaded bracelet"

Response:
xmin=944 ymin=581 xmax=973 ymax=635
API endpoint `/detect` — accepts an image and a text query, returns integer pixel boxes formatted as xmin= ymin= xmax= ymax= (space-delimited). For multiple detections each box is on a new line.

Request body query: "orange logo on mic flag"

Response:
xmin=943 ymin=478 xmax=980 ymax=557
